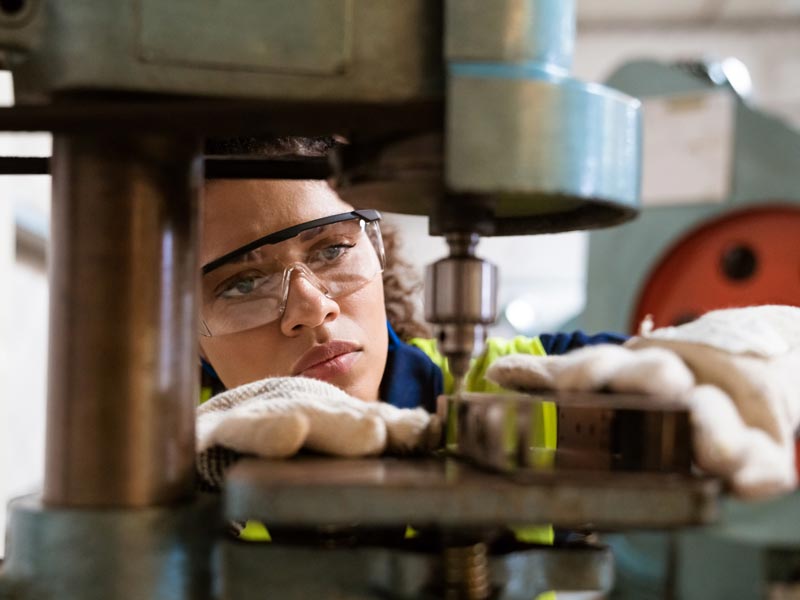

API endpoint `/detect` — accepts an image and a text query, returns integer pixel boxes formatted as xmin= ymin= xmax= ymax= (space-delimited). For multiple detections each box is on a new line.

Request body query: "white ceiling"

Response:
xmin=577 ymin=0 xmax=800 ymax=24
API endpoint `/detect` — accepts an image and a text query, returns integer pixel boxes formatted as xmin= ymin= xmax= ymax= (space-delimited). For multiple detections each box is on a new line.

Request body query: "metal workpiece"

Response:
xmin=44 ymin=133 xmax=202 ymax=507
xmin=447 ymin=392 xmax=693 ymax=475
xmin=425 ymin=232 xmax=498 ymax=382
xmin=0 ymin=0 xmax=443 ymax=103
xmin=224 ymin=457 xmax=719 ymax=531
xmin=221 ymin=536 xmax=613 ymax=600
xmin=0 ymin=494 xmax=219 ymax=600
xmin=446 ymin=0 xmax=575 ymax=70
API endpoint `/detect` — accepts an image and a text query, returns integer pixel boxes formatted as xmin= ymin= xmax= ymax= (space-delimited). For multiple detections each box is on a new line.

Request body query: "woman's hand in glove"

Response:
xmin=196 ymin=376 xmax=441 ymax=489
xmin=486 ymin=305 xmax=800 ymax=500
xmin=198 ymin=376 xmax=441 ymax=457
xmin=197 ymin=377 xmax=441 ymax=490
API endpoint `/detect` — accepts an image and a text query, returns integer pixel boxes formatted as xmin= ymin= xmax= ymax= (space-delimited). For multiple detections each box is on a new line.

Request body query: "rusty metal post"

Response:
xmin=44 ymin=133 xmax=202 ymax=507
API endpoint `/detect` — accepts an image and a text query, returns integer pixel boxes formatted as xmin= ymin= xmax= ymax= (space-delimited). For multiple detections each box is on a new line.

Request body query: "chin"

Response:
xmin=331 ymin=374 xmax=378 ymax=402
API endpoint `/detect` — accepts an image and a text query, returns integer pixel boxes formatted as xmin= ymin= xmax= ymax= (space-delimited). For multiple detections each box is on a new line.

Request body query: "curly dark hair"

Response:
xmin=205 ymin=135 xmax=341 ymax=158
xmin=204 ymin=136 xmax=431 ymax=342
xmin=379 ymin=223 xmax=431 ymax=341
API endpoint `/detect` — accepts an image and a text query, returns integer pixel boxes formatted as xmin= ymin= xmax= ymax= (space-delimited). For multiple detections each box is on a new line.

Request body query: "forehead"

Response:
xmin=201 ymin=179 xmax=353 ymax=266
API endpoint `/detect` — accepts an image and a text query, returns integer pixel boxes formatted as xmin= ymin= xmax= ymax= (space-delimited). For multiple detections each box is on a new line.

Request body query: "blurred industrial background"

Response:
xmin=2 ymin=0 xmax=800 ymax=556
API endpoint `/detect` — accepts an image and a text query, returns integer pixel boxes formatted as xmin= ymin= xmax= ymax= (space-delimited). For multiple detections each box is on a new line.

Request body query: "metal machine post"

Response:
xmin=45 ymin=133 xmax=200 ymax=507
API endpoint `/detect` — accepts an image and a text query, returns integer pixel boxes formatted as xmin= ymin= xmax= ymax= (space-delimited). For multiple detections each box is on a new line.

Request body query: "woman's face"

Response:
xmin=199 ymin=179 xmax=388 ymax=401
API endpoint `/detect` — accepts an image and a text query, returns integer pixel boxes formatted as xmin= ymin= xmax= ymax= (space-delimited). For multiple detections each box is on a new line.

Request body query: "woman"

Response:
xmin=197 ymin=137 xmax=800 ymax=502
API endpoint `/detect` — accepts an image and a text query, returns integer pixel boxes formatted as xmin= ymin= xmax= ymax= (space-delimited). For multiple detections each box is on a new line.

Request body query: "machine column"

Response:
xmin=44 ymin=133 xmax=202 ymax=507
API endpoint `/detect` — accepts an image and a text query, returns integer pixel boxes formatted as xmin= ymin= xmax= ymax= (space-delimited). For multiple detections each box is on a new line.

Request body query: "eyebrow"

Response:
xmin=298 ymin=226 xmax=325 ymax=243
xmin=207 ymin=226 xmax=342 ymax=277
xmin=225 ymin=249 xmax=264 ymax=267
xmin=207 ymin=227 xmax=330 ymax=275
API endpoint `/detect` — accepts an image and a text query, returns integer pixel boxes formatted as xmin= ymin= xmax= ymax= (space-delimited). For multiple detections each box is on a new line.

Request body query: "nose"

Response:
xmin=279 ymin=270 xmax=340 ymax=336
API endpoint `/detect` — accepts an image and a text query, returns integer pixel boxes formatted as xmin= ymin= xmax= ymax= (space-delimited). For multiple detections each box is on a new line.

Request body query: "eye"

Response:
xmin=218 ymin=272 xmax=272 ymax=299
xmin=314 ymin=243 xmax=355 ymax=264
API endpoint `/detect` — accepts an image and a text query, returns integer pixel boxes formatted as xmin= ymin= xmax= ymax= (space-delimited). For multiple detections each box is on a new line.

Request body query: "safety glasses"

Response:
xmin=200 ymin=209 xmax=384 ymax=336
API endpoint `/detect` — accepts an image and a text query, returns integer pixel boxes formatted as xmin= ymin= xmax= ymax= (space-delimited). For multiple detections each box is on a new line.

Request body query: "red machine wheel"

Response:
xmin=631 ymin=204 xmax=800 ymax=331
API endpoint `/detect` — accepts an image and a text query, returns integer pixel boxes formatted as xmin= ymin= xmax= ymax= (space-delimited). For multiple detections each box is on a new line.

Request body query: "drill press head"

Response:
xmin=425 ymin=232 xmax=498 ymax=388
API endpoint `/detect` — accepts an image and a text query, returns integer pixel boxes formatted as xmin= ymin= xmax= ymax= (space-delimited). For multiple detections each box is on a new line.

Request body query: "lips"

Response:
xmin=292 ymin=340 xmax=362 ymax=379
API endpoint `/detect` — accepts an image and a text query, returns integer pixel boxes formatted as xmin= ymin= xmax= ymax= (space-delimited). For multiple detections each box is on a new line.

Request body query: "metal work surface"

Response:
xmin=225 ymin=457 xmax=719 ymax=530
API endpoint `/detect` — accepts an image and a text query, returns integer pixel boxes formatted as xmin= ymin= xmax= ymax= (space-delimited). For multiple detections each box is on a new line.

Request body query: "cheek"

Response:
xmin=344 ymin=280 xmax=387 ymax=337
xmin=344 ymin=280 xmax=388 ymax=362
xmin=334 ymin=282 xmax=388 ymax=399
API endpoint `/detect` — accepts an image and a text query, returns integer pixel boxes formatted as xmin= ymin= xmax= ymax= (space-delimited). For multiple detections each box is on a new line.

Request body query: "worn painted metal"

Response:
xmin=0 ymin=495 xmax=218 ymax=600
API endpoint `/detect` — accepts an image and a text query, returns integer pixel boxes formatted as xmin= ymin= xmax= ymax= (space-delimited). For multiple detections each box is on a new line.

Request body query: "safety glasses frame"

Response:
xmin=202 ymin=209 xmax=382 ymax=275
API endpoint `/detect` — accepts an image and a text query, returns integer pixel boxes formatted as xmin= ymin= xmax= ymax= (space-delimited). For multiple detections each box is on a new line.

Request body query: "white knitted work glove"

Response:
xmin=196 ymin=377 xmax=440 ymax=489
xmin=486 ymin=305 xmax=800 ymax=500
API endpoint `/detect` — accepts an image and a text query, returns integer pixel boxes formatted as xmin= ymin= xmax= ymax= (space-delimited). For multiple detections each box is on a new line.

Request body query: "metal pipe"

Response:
xmin=44 ymin=133 xmax=202 ymax=507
